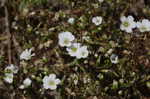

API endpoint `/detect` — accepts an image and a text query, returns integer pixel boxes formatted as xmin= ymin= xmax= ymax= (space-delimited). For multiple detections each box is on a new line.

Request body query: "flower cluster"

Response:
xmin=120 ymin=15 xmax=150 ymax=33
xmin=20 ymin=49 xmax=61 ymax=90
xmin=58 ymin=31 xmax=89 ymax=59
xmin=4 ymin=64 xmax=18 ymax=83
xmin=3 ymin=48 xmax=61 ymax=90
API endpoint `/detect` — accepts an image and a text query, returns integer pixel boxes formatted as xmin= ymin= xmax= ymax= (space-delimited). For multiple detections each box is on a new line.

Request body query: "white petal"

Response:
xmin=43 ymin=83 xmax=50 ymax=89
xmin=49 ymin=74 xmax=56 ymax=79
xmin=142 ymin=19 xmax=149 ymax=24
xmin=31 ymin=53 xmax=35 ymax=57
xmin=19 ymin=85 xmax=25 ymax=89
xmin=4 ymin=73 xmax=13 ymax=83
xmin=128 ymin=16 xmax=134 ymax=21
xmin=29 ymin=48 xmax=32 ymax=53
xmin=76 ymin=54 xmax=82 ymax=59
xmin=120 ymin=25 xmax=125 ymax=30
xmin=23 ymin=78 xmax=32 ymax=87
xmin=120 ymin=16 xmax=126 ymax=22
xmin=43 ymin=76 xmax=49 ymax=83
xmin=49 ymin=85 xmax=57 ymax=90
xmin=55 ymin=79 xmax=61 ymax=84
xmin=126 ymin=28 xmax=132 ymax=33
xmin=20 ymin=48 xmax=34 ymax=60
xmin=98 ymin=0 xmax=104 ymax=3
xmin=58 ymin=40 xmax=65 ymax=47
xmin=130 ymin=23 xmax=136 ymax=28
xmin=136 ymin=22 xmax=141 ymax=28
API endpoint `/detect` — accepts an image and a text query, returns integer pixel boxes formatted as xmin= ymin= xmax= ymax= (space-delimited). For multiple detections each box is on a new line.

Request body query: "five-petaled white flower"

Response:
xmin=4 ymin=73 xmax=14 ymax=83
xmin=92 ymin=16 xmax=103 ymax=26
xmin=5 ymin=64 xmax=18 ymax=74
xmin=66 ymin=43 xmax=81 ymax=57
xmin=120 ymin=16 xmax=136 ymax=33
xmin=43 ymin=74 xmax=61 ymax=90
xmin=68 ymin=17 xmax=75 ymax=24
xmin=4 ymin=64 xmax=19 ymax=84
xmin=58 ymin=31 xmax=75 ymax=47
xmin=110 ymin=54 xmax=118 ymax=64
xmin=77 ymin=46 xmax=89 ymax=59
xmin=136 ymin=19 xmax=150 ymax=32
xmin=20 ymin=48 xmax=35 ymax=60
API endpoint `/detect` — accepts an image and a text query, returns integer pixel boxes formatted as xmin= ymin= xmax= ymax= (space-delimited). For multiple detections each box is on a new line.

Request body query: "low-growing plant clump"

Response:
xmin=0 ymin=0 xmax=150 ymax=99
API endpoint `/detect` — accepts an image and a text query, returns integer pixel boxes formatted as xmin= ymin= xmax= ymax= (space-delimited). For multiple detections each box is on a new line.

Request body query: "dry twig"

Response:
xmin=4 ymin=1 xmax=12 ymax=64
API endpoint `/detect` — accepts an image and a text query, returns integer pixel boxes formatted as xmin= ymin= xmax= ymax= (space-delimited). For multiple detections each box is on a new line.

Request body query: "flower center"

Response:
xmin=64 ymin=39 xmax=69 ymax=44
xmin=5 ymin=69 xmax=13 ymax=74
xmin=48 ymin=80 xmax=55 ymax=86
xmin=71 ymin=47 xmax=77 ymax=52
xmin=123 ymin=21 xmax=130 ymax=27
xmin=96 ymin=19 xmax=100 ymax=23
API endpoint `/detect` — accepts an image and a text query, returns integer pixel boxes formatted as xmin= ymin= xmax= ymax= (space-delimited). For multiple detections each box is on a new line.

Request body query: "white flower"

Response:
xmin=110 ymin=54 xmax=118 ymax=64
xmin=43 ymin=74 xmax=61 ymax=90
xmin=4 ymin=64 xmax=19 ymax=84
xmin=98 ymin=0 xmax=104 ymax=3
xmin=5 ymin=64 xmax=18 ymax=74
xmin=58 ymin=31 xmax=75 ymax=47
xmin=92 ymin=16 xmax=103 ymax=26
xmin=23 ymin=78 xmax=32 ymax=87
xmin=19 ymin=85 xmax=25 ymax=89
xmin=136 ymin=19 xmax=150 ymax=32
xmin=20 ymin=48 xmax=35 ymax=60
xmin=4 ymin=73 xmax=13 ymax=83
xmin=66 ymin=43 xmax=81 ymax=57
xmin=19 ymin=78 xmax=32 ymax=89
xmin=76 ymin=46 xmax=89 ymax=59
xmin=68 ymin=17 xmax=75 ymax=24
xmin=120 ymin=16 xmax=136 ymax=33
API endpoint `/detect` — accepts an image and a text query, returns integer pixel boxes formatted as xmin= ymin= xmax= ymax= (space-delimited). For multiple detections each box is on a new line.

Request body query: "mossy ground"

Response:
xmin=0 ymin=0 xmax=150 ymax=98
